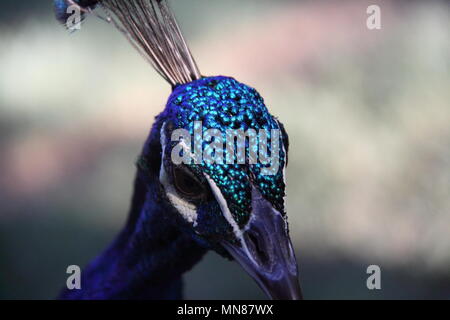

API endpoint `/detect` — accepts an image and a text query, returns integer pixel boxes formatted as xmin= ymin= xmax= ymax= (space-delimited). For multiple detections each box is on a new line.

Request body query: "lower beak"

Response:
xmin=222 ymin=187 xmax=303 ymax=300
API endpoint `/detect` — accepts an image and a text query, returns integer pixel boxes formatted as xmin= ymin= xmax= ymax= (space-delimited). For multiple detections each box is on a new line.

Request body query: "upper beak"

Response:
xmin=222 ymin=187 xmax=303 ymax=300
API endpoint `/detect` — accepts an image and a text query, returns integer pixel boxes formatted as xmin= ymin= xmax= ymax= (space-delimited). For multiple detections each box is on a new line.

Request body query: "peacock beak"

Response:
xmin=221 ymin=187 xmax=303 ymax=300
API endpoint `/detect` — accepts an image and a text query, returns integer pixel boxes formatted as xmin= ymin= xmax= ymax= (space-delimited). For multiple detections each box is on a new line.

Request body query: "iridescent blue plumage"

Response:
xmin=161 ymin=76 xmax=287 ymax=228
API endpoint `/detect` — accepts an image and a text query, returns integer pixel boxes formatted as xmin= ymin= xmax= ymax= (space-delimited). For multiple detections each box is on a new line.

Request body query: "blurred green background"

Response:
xmin=0 ymin=0 xmax=449 ymax=299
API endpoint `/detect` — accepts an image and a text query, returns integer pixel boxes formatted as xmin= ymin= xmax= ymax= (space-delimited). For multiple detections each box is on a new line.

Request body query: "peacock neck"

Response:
xmin=59 ymin=171 xmax=206 ymax=300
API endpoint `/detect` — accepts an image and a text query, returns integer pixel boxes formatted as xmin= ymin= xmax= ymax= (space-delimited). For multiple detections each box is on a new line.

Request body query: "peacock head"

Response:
xmin=56 ymin=0 xmax=303 ymax=300
xmin=140 ymin=76 xmax=301 ymax=299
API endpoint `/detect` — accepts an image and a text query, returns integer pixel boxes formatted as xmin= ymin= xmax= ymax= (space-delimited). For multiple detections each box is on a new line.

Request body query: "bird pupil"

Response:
xmin=173 ymin=167 xmax=203 ymax=199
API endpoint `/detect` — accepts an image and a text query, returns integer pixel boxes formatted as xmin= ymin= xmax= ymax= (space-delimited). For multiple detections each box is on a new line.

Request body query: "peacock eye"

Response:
xmin=172 ymin=166 xmax=205 ymax=200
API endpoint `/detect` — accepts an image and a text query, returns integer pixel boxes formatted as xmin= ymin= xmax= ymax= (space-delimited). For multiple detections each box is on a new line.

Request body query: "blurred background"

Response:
xmin=0 ymin=0 xmax=449 ymax=299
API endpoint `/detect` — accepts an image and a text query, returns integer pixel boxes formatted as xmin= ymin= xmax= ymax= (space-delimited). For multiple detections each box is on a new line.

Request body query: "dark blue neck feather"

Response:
xmin=59 ymin=126 xmax=207 ymax=299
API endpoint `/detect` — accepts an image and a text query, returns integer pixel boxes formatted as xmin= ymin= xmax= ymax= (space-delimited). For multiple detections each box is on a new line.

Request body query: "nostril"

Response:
xmin=245 ymin=231 xmax=270 ymax=268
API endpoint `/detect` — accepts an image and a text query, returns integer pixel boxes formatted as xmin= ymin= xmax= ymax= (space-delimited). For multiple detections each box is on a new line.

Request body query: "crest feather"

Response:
xmin=100 ymin=0 xmax=201 ymax=85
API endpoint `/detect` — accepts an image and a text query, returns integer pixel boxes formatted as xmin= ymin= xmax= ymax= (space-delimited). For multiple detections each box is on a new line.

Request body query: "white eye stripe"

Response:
xmin=281 ymin=143 xmax=287 ymax=210
xmin=204 ymin=173 xmax=261 ymax=266
xmin=203 ymin=173 xmax=244 ymax=239
xmin=281 ymin=143 xmax=289 ymax=230
xmin=159 ymin=122 xmax=198 ymax=226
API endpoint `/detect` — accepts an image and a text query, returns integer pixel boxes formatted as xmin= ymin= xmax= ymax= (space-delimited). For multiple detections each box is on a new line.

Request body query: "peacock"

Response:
xmin=54 ymin=0 xmax=302 ymax=300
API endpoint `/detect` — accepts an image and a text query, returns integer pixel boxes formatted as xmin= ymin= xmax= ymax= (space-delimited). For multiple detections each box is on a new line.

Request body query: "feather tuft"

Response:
xmin=99 ymin=0 xmax=201 ymax=86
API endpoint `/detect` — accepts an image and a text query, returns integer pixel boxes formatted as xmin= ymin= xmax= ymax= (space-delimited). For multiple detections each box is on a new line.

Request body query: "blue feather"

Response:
xmin=53 ymin=0 xmax=99 ymax=26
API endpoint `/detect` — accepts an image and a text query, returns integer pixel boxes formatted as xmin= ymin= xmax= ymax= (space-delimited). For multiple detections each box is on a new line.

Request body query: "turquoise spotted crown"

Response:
xmin=161 ymin=76 xmax=287 ymax=227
